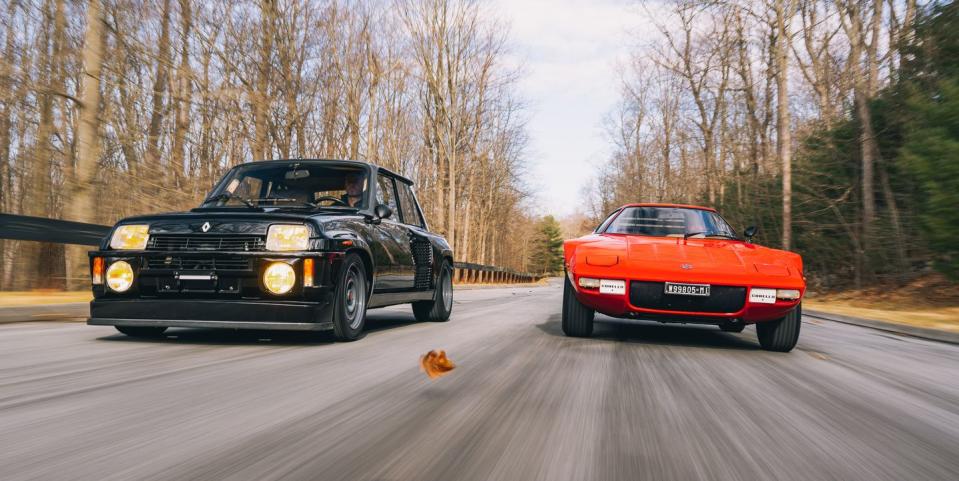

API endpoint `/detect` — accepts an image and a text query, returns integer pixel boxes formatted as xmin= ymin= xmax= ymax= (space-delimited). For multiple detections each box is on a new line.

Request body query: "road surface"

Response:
xmin=1 ymin=281 xmax=957 ymax=480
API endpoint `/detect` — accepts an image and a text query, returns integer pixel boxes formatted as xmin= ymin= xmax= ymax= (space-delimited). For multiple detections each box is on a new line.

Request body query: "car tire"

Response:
xmin=756 ymin=303 xmax=802 ymax=352
xmin=331 ymin=253 xmax=368 ymax=342
xmin=413 ymin=260 xmax=453 ymax=322
xmin=720 ymin=323 xmax=746 ymax=333
xmin=562 ymin=274 xmax=594 ymax=337
xmin=115 ymin=326 xmax=167 ymax=338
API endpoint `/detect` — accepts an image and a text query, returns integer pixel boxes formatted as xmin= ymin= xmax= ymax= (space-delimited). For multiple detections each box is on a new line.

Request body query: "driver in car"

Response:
xmin=341 ymin=173 xmax=366 ymax=207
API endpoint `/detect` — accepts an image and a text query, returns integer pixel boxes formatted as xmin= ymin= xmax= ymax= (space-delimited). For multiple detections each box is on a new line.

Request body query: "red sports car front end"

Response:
xmin=562 ymin=203 xmax=806 ymax=352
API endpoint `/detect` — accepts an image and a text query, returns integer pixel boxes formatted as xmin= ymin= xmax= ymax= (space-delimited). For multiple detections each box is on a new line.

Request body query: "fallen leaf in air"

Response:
xmin=420 ymin=350 xmax=455 ymax=379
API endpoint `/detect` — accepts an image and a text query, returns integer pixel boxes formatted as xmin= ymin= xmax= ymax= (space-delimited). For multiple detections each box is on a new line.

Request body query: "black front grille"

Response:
xmin=630 ymin=281 xmax=746 ymax=313
xmin=412 ymin=239 xmax=434 ymax=289
xmin=148 ymin=235 xmax=265 ymax=252
xmin=145 ymin=256 xmax=252 ymax=271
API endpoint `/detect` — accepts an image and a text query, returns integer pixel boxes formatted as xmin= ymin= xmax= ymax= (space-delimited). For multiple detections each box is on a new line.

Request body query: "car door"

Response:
xmin=371 ymin=174 xmax=415 ymax=291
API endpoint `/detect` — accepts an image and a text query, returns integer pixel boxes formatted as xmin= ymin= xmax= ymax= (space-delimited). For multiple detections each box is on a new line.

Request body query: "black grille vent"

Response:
xmin=630 ymin=281 xmax=746 ymax=313
xmin=412 ymin=240 xmax=434 ymax=289
xmin=148 ymin=235 xmax=265 ymax=252
xmin=145 ymin=256 xmax=251 ymax=271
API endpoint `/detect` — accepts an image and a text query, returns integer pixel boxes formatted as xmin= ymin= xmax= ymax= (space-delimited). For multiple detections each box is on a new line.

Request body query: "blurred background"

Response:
xmin=1 ymin=0 xmax=958 ymax=304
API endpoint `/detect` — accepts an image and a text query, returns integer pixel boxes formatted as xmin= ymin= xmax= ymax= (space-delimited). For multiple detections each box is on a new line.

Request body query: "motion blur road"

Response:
xmin=1 ymin=280 xmax=957 ymax=481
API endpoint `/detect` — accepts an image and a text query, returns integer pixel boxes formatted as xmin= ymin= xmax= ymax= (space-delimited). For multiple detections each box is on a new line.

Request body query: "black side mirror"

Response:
xmin=744 ymin=225 xmax=757 ymax=243
xmin=374 ymin=204 xmax=393 ymax=220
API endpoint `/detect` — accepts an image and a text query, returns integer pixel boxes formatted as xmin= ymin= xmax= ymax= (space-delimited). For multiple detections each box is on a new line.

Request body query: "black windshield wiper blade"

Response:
xmin=252 ymin=198 xmax=316 ymax=208
xmin=205 ymin=192 xmax=256 ymax=208
xmin=683 ymin=232 xmax=739 ymax=240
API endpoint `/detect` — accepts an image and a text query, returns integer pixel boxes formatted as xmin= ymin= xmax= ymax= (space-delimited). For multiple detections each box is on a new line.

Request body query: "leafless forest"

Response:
xmin=0 ymin=0 xmax=535 ymax=289
xmin=586 ymin=0 xmax=949 ymax=289
xmin=1 ymin=0 xmax=955 ymax=291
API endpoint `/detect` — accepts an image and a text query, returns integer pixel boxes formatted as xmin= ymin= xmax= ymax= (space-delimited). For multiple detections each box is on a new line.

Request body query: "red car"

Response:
xmin=563 ymin=203 xmax=805 ymax=352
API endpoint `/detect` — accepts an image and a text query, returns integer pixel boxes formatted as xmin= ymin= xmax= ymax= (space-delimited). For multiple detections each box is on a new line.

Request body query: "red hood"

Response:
xmin=567 ymin=234 xmax=804 ymax=288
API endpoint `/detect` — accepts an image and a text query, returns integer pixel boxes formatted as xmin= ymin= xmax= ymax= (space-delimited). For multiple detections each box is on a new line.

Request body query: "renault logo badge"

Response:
xmin=681 ymin=263 xmax=693 ymax=270
xmin=201 ymin=222 xmax=211 ymax=233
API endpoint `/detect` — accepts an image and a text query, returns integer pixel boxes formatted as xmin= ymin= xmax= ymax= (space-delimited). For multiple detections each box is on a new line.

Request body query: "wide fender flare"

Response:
xmin=323 ymin=229 xmax=375 ymax=282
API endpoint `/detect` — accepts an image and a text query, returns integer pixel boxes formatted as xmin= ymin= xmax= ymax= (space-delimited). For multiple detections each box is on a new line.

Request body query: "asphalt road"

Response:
xmin=1 ymin=281 xmax=957 ymax=481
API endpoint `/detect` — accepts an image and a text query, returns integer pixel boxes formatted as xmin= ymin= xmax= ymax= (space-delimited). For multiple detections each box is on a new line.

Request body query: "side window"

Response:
xmin=375 ymin=174 xmax=398 ymax=216
xmin=396 ymin=182 xmax=424 ymax=227
xmin=595 ymin=209 xmax=621 ymax=233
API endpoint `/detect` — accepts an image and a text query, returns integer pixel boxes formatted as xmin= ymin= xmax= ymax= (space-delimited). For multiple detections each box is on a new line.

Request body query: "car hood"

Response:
xmin=569 ymin=234 xmax=804 ymax=287
xmin=109 ymin=209 xmax=364 ymax=239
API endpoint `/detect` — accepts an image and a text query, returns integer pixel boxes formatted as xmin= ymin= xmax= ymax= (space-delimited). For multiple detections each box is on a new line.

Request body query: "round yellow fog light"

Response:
xmin=106 ymin=261 xmax=135 ymax=292
xmin=263 ymin=262 xmax=296 ymax=295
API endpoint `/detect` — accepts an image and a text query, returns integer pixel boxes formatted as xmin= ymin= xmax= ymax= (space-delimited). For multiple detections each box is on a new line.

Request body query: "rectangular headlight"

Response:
xmin=578 ymin=277 xmax=601 ymax=288
xmin=266 ymin=224 xmax=311 ymax=252
xmin=109 ymin=225 xmax=150 ymax=250
xmin=776 ymin=289 xmax=802 ymax=301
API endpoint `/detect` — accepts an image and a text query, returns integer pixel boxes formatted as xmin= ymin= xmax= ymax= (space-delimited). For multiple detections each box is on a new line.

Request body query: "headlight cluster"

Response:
xmin=106 ymin=261 xmax=135 ymax=292
xmin=266 ymin=225 xmax=310 ymax=252
xmin=776 ymin=289 xmax=801 ymax=301
xmin=263 ymin=262 xmax=296 ymax=294
xmin=110 ymin=225 xmax=150 ymax=250
xmin=578 ymin=277 xmax=601 ymax=289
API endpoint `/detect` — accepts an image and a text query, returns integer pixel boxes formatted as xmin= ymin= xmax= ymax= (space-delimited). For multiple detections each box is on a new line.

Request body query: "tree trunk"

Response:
xmin=253 ymin=0 xmax=275 ymax=161
xmin=171 ymin=0 xmax=193 ymax=195
xmin=64 ymin=0 xmax=106 ymax=290
xmin=144 ymin=0 xmax=172 ymax=211
xmin=776 ymin=0 xmax=794 ymax=251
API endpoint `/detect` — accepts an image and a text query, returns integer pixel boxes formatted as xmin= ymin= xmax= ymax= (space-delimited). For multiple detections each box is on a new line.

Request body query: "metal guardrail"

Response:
xmin=0 ymin=214 xmax=109 ymax=246
xmin=452 ymin=262 xmax=544 ymax=284
xmin=0 ymin=214 xmax=544 ymax=284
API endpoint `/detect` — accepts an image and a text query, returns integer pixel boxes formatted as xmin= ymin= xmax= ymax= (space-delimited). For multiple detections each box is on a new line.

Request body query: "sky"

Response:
xmin=490 ymin=0 xmax=647 ymax=218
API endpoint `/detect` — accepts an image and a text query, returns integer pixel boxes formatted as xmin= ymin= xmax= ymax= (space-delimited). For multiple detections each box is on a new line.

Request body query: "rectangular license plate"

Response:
xmin=178 ymin=274 xmax=213 ymax=281
xmin=664 ymin=282 xmax=710 ymax=297
xmin=599 ymin=279 xmax=626 ymax=295
xmin=749 ymin=288 xmax=777 ymax=304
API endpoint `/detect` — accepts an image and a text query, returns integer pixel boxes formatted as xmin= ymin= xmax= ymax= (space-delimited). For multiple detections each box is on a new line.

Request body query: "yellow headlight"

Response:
xmin=266 ymin=224 xmax=310 ymax=252
xmin=263 ymin=262 xmax=296 ymax=294
xmin=110 ymin=225 xmax=150 ymax=250
xmin=106 ymin=261 xmax=135 ymax=292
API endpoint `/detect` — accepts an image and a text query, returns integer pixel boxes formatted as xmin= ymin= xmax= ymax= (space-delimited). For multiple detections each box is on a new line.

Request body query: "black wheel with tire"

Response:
xmin=756 ymin=303 xmax=802 ymax=352
xmin=115 ymin=326 xmax=167 ymax=338
xmin=413 ymin=260 xmax=453 ymax=322
xmin=562 ymin=274 xmax=594 ymax=337
xmin=331 ymin=254 xmax=369 ymax=342
xmin=720 ymin=323 xmax=746 ymax=333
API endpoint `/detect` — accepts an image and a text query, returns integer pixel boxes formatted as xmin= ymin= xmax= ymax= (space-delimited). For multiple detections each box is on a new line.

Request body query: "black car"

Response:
xmin=87 ymin=160 xmax=454 ymax=341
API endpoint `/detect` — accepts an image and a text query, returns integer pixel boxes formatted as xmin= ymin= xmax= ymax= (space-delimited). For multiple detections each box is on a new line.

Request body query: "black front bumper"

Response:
xmin=88 ymin=298 xmax=334 ymax=331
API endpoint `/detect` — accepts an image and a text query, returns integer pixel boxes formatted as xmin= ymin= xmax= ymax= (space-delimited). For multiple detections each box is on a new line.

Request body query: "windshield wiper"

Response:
xmin=252 ymin=198 xmax=316 ymax=208
xmin=683 ymin=232 xmax=738 ymax=239
xmin=205 ymin=192 xmax=256 ymax=208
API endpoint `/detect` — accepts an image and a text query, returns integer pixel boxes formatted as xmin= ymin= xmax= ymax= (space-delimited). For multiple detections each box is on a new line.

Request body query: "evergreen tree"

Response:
xmin=530 ymin=215 xmax=564 ymax=274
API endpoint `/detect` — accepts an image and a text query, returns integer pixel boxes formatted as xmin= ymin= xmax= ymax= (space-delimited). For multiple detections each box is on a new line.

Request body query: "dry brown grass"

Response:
xmin=807 ymin=274 xmax=959 ymax=333
xmin=0 ymin=290 xmax=92 ymax=308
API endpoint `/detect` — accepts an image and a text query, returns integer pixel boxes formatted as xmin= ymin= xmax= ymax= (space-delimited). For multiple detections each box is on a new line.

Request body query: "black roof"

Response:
xmin=239 ymin=159 xmax=414 ymax=185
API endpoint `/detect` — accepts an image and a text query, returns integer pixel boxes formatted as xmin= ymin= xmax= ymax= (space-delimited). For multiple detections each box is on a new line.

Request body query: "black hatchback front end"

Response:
xmin=88 ymin=215 xmax=346 ymax=332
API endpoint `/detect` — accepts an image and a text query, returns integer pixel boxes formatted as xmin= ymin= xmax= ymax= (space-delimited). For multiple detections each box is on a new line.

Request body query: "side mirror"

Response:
xmin=744 ymin=225 xmax=757 ymax=243
xmin=374 ymin=204 xmax=393 ymax=220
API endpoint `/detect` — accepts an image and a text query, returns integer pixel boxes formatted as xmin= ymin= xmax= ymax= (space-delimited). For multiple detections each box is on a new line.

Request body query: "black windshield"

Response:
xmin=203 ymin=163 xmax=370 ymax=209
xmin=603 ymin=207 xmax=739 ymax=239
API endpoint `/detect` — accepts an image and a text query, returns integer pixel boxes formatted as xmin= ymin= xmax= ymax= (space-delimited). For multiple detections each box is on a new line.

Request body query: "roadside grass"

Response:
xmin=0 ymin=290 xmax=92 ymax=308
xmin=807 ymin=274 xmax=959 ymax=333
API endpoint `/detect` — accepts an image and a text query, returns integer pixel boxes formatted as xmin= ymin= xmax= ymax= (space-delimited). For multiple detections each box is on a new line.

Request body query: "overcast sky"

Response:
xmin=491 ymin=0 xmax=646 ymax=218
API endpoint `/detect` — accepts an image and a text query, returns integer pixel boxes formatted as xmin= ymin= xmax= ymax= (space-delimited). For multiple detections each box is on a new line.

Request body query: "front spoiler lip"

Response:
xmin=88 ymin=297 xmax=336 ymax=329
xmin=88 ymin=318 xmax=333 ymax=331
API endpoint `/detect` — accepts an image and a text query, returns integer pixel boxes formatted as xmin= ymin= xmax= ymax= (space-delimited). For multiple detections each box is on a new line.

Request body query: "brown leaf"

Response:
xmin=420 ymin=349 xmax=455 ymax=379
